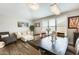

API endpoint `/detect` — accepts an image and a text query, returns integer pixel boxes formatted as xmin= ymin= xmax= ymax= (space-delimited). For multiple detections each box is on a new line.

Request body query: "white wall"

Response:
xmin=33 ymin=9 xmax=79 ymax=44
xmin=0 ymin=15 xmax=31 ymax=33
xmin=56 ymin=10 xmax=79 ymax=44
xmin=64 ymin=10 xmax=79 ymax=44
xmin=57 ymin=10 xmax=79 ymax=44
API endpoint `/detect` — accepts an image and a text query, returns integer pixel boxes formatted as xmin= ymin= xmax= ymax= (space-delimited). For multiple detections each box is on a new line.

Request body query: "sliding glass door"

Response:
xmin=41 ymin=16 xmax=67 ymax=36
xmin=34 ymin=16 xmax=67 ymax=37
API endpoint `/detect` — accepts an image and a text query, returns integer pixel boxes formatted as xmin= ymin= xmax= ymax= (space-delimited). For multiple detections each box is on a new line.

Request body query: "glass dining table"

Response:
xmin=28 ymin=36 xmax=68 ymax=55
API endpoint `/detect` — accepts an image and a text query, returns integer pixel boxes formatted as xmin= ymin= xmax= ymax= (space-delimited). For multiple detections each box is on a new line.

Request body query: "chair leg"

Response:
xmin=38 ymin=49 xmax=46 ymax=55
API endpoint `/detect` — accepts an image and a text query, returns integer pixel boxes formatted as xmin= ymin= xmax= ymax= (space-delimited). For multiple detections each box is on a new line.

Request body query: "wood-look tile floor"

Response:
xmin=0 ymin=40 xmax=41 ymax=55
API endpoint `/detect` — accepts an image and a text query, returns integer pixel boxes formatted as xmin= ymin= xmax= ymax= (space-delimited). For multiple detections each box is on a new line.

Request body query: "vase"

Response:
xmin=51 ymin=36 xmax=56 ymax=49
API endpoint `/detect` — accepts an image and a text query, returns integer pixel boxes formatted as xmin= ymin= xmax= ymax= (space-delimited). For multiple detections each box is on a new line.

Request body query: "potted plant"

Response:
xmin=46 ymin=28 xmax=51 ymax=36
xmin=29 ymin=25 xmax=35 ymax=35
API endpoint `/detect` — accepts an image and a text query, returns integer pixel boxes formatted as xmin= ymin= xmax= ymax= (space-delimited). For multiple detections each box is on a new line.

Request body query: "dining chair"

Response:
xmin=75 ymin=37 xmax=79 ymax=54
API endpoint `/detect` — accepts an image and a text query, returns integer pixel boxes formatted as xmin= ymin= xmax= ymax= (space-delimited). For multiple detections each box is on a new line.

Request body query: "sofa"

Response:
xmin=15 ymin=31 xmax=33 ymax=42
xmin=0 ymin=32 xmax=17 ymax=48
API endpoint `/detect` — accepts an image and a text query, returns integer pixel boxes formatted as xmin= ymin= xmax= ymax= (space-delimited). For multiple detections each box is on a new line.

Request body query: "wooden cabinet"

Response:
xmin=74 ymin=32 xmax=79 ymax=46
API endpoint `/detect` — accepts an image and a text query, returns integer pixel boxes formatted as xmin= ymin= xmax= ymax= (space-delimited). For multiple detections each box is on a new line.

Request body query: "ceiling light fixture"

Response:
xmin=28 ymin=3 xmax=39 ymax=11
xmin=50 ymin=3 xmax=61 ymax=15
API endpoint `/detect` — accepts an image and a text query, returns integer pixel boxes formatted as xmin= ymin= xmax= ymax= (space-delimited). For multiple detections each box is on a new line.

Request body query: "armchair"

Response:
xmin=0 ymin=32 xmax=17 ymax=45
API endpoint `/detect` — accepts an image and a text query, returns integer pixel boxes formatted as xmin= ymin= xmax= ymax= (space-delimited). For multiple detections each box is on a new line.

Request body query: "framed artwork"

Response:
xmin=68 ymin=16 xmax=79 ymax=29
xmin=24 ymin=23 xmax=29 ymax=27
xmin=18 ymin=22 xmax=23 ymax=27
xmin=34 ymin=23 xmax=40 ymax=27
xmin=17 ymin=22 xmax=29 ymax=27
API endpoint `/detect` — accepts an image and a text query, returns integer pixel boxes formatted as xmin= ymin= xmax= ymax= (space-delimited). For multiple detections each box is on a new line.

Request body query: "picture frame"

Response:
xmin=17 ymin=22 xmax=29 ymax=27
xmin=68 ymin=16 xmax=79 ymax=29
xmin=34 ymin=23 xmax=40 ymax=27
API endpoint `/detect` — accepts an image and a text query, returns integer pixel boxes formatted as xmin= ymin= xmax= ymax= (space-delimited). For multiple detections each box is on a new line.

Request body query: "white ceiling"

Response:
xmin=0 ymin=3 xmax=79 ymax=20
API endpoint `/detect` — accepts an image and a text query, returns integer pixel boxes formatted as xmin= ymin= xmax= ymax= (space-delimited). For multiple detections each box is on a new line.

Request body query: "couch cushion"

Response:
xmin=14 ymin=32 xmax=22 ymax=39
xmin=1 ymin=34 xmax=9 ymax=38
